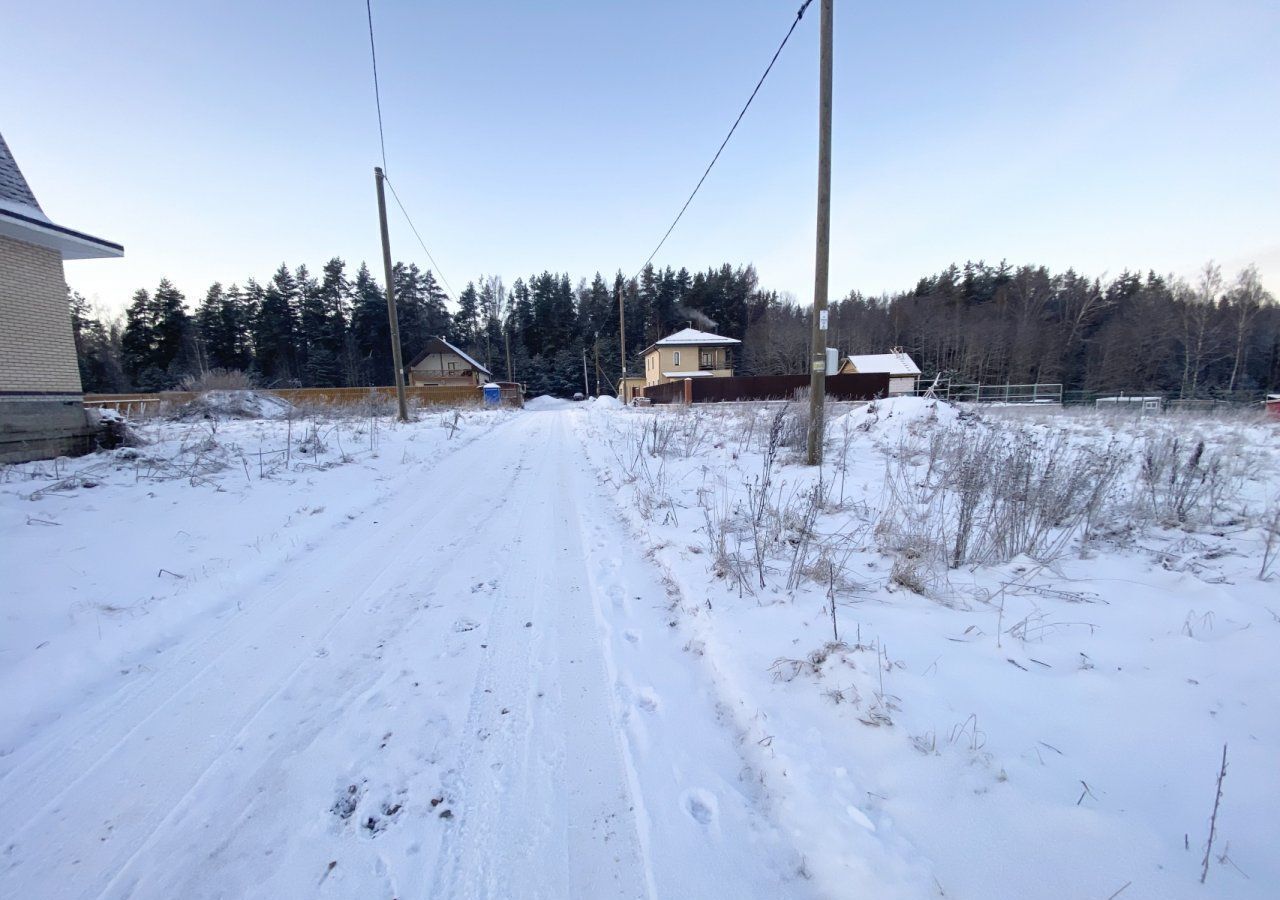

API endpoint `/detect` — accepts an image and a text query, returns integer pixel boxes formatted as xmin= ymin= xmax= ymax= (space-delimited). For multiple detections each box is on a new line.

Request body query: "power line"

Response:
xmin=383 ymin=173 xmax=459 ymax=304
xmin=633 ymin=0 xmax=815 ymax=280
xmin=363 ymin=0 xmax=458 ymax=306
xmin=364 ymin=0 xmax=388 ymax=172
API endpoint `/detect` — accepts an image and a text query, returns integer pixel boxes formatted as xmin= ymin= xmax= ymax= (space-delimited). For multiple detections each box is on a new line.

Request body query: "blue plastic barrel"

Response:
xmin=483 ymin=383 xmax=501 ymax=407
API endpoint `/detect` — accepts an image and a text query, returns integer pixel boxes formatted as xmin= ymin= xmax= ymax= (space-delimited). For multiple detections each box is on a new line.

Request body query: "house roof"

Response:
xmin=662 ymin=370 xmax=716 ymax=379
xmin=654 ymin=328 xmax=741 ymax=347
xmin=406 ymin=336 xmax=492 ymax=376
xmin=0 ymin=133 xmax=42 ymax=212
xmin=842 ymin=352 xmax=921 ymax=377
xmin=642 ymin=327 xmax=741 ymax=356
xmin=0 ymin=131 xmax=123 ymax=260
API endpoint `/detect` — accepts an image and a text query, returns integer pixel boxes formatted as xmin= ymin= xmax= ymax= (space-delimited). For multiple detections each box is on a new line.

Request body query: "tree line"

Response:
xmin=70 ymin=257 xmax=1277 ymax=399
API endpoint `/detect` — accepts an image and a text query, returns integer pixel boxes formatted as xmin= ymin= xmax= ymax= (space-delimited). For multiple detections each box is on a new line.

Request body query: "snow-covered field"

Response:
xmin=1 ymin=396 xmax=1277 ymax=899
xmin=580 ymin=398 xmax=1280 ymax=900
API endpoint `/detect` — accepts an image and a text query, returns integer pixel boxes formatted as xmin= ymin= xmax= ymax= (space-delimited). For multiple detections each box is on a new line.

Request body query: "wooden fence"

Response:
xmin=643 ymin=373 xmax=890 ymax=405
xmin=84 ymin=384 xmax=520 ymax=418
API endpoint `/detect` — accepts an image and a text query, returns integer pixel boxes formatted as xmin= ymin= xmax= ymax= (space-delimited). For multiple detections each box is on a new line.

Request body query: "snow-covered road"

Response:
xmin=0 ymin=409 xmax=808 ymax=899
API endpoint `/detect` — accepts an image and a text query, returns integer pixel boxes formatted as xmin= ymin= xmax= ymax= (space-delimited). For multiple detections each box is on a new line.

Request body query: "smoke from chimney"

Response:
xmin=674 ymin=305 xmax=717 ymax=330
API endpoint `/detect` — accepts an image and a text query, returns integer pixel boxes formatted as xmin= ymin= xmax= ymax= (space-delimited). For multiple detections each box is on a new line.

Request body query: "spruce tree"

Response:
xmin=151 ymin=278 xmax=192 ymax=381
xmin=351 ymin=263 xmax=391 ymax=385
xmin=120 ymin=288 xmax=154 ymax=388
xmin=255 ymin=267 xmax=301 ymax=384
xmin=455 ymin=282 xmax=480 ymax=349
xmin=221 ymin=283 xmax=256 ymax=372
xmin=420 ymin=269 xmax=452 ymax=339
xmin=195 ymin=282 xmax=228 ymax=370
xmin=314 ymin=258 xmax=353 ymax=386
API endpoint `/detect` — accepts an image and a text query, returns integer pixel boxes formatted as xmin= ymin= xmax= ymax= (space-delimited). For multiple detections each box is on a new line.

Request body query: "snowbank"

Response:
xmin=591 ymin=395 xmax=624 ymax=410
xmin=174 ymin=390 xmax=293 ymax=420
xmin=523 ymin=395 xmax=575 ymax=411
xmin=84 ymin=406 xmax=125 ymax=425
xmin=830 ymin=395 xmax=963 ymax=437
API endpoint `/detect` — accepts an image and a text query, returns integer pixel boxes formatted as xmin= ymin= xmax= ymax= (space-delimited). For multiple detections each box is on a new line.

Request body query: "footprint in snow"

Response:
xmin=331 ymin=782 xmax=365 ymax=821
xmin=682 ymin=789 xmax=718 ymax=826
xmin=362 ymin=800 xmax=404 ymax=837
xmin=453 ymin=618 xmax=480 ymax=633
xmin=636 ymin=689 xmax=660 ymax=713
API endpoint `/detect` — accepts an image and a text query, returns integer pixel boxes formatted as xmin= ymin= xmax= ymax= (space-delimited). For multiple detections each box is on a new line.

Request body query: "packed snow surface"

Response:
xmin=1 ymin=398 xmax=1277 ymax=899
xmin=523 ymin=394 xmax=576 ymax=411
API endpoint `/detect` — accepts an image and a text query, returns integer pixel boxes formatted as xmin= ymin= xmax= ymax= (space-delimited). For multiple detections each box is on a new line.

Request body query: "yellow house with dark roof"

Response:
xmin=641 ymin=328 xmax=740 ymax=388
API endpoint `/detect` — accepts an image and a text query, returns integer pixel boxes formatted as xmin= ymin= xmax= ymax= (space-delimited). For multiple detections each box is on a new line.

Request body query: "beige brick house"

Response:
xmin=1 ymin=131 xmax=123 ymax=462
xmin=641 ymin=327 xmax=740 ymax=388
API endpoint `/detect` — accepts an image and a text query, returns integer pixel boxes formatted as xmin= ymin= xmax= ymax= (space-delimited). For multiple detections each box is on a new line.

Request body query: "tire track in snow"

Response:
xmin=429 ymin=413 xmax=649 ymax=900
xmin=2 ymin=409 xmax=813 ymax=899
xmin=0 ymin=414 xmax=534 ymax=899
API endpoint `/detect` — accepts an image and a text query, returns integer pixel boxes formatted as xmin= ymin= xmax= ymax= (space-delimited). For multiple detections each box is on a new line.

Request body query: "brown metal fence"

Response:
xmin=643 ymin=373 xmax=889 ymax=404
xmin=639 ymin=381 xmax=687 ymax=404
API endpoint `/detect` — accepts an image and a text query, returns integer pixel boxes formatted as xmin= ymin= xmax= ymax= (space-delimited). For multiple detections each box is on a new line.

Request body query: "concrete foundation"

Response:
xmin=0 ymin=396 xmax=96 ymax=463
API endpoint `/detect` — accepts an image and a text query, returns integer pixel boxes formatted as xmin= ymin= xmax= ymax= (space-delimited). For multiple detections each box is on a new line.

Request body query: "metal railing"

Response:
xmin=919 ymin=381 xmax=1063 ymax=404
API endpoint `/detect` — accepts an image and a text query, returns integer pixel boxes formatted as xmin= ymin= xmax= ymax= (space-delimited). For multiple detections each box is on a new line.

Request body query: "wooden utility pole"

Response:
xmin=582 ymin=348 xmax=590 ymax=397
xmin=374 ymin=166 xmax=409 ymax=422
xmin=593 ymin=334 xmax=602 ymax=396
xmin=617 ymin=283 xmax=628 ymax=399
xmin=504 ymin=327 xmax=513 ymax=382
xmin=805 ymin=0 xmax=834 ymax=466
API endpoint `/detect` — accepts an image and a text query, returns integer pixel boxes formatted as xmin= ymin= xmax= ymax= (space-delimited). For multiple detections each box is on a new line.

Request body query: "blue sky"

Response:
xmin=2 ymin=0 xmax=1277 ymax=314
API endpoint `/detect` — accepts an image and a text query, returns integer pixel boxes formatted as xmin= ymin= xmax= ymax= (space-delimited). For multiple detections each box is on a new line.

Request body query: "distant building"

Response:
xmin=641 ymin=328 xmax=740 ymax=388
xmin=837 ymin=350 xmax=921 ymax=396
xmin=0 ymin=131 xmax=123 ymax=463
xmin=406 ymin=336 xmax=492 ymax=387
xmin=1096 ymin=395 xmax=1163 ymax=413
xmin=618 ymin=376 xmax=646 ymax=403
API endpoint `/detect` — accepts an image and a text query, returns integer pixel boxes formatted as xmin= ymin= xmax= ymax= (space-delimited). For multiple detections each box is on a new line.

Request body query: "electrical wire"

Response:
xmin=383 ymin=173 xmax=459 ymax=304
xmin=365 ymin=0 xmax=388 ymax=172
xmin=364 ymin=0 xmax=458 ymax=305
xmin=633 ymin=0 xmax=814 ymax=280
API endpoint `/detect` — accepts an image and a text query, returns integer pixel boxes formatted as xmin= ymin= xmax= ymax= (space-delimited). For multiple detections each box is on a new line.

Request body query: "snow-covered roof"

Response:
xmin=653 ymin=328 xmax=741 ymax=348
xmin=407 ymin=336 xmax=492 ymax=377
xmin=662 ymin=371 xmax=716 ymax=379
xmin=0 ymin=130 xmax=123 ymax=260
xmin=842 ymin=353 xmax=921 ymax=377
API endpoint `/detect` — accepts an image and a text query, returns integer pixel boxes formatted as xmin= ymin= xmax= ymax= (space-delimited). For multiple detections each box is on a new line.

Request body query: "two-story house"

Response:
xmin=641 ymin=328 xmax=740 ymax=388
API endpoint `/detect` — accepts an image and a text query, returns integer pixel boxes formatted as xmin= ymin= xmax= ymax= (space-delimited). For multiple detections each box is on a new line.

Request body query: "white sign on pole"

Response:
xmin=819 ymin=309 xmax=829 ymax=330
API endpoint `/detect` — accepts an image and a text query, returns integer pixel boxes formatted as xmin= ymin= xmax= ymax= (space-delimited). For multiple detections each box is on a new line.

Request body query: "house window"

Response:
xmin=673 ymin=350 xmax=681 ymax=366
xmin=448 ymin=361 xmax=456 ymax=371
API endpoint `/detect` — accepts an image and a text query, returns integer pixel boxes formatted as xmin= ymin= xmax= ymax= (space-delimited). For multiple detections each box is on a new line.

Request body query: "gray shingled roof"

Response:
xmin=0 ymin=132 xmax=43 ymax=213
